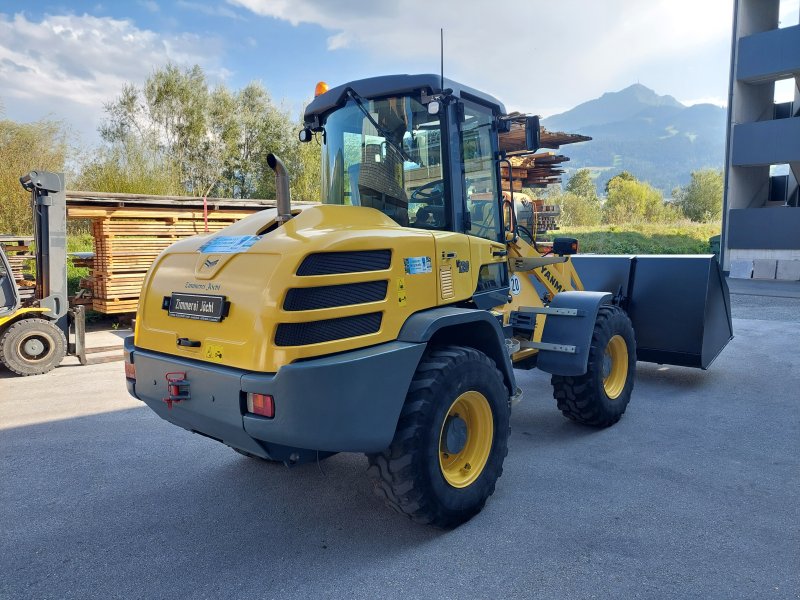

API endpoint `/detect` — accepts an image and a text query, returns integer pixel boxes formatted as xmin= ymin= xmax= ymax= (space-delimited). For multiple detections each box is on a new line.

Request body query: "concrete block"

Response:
xmin=729 ymin=260 xmax=753 ymax=279
xmin=752 ymin=259 xmax=777 ymax=279
xmin=776 ymin=260 xmax=800 ymax=281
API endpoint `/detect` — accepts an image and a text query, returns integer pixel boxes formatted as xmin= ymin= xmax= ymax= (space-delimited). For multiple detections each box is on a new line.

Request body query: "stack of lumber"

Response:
xmin=67 ymin=192 xmax=286 ymax=314
xmin=498 ymin=113 xmax=592 ymax=153
xmin=497 ymin=114 xmax=591 ymax=190
xmin=0 ymin=236 xmax=36 ymax=301
xmin=500 ymin=152 xmax=571 ymax=189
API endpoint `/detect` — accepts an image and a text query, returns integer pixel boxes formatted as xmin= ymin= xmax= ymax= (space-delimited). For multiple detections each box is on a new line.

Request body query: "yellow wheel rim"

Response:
xmin=438 ymin=391 xmax=494 ymax=489
xmin=603 ymin=335 xmax=628 ymax=399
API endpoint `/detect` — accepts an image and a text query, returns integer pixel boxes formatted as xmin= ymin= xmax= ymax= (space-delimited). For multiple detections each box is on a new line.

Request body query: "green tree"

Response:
xmin=566 ymin=169 xmax=599 ymax=202
xmin=604 ymin=170 xmax=636 ymax=194
xmin=604 ymin=175 xmax=668 ymax=224
xmin=96 ymin=64 xmax=320 ymax=201
xmin=0 ymin=116 xmax=68 ymax=234
xmin=672 ymin=169 xmax=723 ymax=222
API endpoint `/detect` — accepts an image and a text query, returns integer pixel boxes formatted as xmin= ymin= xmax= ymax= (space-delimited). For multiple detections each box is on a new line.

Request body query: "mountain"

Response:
xmin=542 ymin=84 xmax=726 ymax=195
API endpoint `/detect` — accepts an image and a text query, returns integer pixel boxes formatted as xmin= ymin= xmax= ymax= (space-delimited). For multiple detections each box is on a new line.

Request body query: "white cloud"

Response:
xmin=229 ymin=0 xmax=734 ymax=117
xmin=0 ymin=12 xmax=226 ymax=143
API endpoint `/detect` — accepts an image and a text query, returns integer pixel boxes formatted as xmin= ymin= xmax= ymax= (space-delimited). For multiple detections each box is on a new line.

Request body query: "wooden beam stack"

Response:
xmin=67 ymin=193 xmax=282 ymax=314
xmin=0 ymin=236 xmax=36 ymax=301
xmin=497 ymin=114 xmax=591 ymax=191
xmin=500 ymin=152 xmax=571 ymax=190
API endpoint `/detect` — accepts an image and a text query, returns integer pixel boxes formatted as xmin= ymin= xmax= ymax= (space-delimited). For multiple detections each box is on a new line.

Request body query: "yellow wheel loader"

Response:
xmin=124 ymin=75 xmax=732 ymax=527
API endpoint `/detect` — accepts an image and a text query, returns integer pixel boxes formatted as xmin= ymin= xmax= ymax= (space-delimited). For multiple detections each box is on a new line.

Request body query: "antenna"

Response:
xmin=440 ymin=28 xmax=444 ymax=92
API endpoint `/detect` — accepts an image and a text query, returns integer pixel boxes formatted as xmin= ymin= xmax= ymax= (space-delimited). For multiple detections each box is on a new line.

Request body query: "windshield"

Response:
xmin=321 ymin=96 xmax=446 ymax=229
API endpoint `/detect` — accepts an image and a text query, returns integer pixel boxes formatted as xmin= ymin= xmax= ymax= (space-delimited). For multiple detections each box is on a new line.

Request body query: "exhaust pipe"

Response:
xmin=267 ymin=153 xmax=292 ymax=224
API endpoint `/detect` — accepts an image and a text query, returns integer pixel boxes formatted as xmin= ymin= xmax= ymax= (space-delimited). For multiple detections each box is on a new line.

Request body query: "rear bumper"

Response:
xmin=124 ymin=336 xmax=425 ymax=459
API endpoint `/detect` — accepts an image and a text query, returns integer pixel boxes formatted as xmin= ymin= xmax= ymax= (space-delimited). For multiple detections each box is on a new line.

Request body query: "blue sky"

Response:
xmin=1 ymin=0 xmax=798 ymax=146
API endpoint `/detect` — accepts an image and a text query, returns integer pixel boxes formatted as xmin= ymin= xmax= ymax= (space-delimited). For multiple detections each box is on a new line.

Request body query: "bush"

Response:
xmin=551 ymin=191 xmax=602 ymax=227
xmin=603 ymin=176 xmax=677 ymax=224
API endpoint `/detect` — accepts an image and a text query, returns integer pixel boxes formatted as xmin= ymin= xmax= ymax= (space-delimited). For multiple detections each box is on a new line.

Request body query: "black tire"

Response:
xmin=0 ymin=318 xmax=67 ymax=376
xmin=551 ymin=304 xmax=636 ymax=427
xmin=366 ymin=345 xmax=511 ymax=528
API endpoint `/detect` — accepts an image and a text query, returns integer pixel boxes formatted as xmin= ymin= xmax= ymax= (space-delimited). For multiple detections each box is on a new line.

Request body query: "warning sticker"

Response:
xmin=403 ymin=256 xmax=432 ymax=275
xmin=198 ymin=235 xmax=262 ymax=254
xmin=396 ymin=277 xmax=408 ymax=306
xmin=205 ymin=344 xmax=224 ymax=362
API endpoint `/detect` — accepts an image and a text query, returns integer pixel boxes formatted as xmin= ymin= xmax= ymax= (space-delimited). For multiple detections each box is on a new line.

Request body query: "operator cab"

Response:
xmin=302 ymin=74 xmax=530 ymax=243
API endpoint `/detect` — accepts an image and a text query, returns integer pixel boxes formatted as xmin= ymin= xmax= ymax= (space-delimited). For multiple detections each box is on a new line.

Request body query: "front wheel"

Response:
xmin=0 ymin=318 xmax=67 ymax=376
xmin=366 ymin=345 xmax=511 ymax=528
xmin=551 ymin=304 xmax=636 ymax=427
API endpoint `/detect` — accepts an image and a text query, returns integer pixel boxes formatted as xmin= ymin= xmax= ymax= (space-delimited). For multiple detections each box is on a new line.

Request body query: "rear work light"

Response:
xmin=247 ymin=393 xmax=275 ymax=418
xmin=124 ymin=362 xmax=136 ymax=380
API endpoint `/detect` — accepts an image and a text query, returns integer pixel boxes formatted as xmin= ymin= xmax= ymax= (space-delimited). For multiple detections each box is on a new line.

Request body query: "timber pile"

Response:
xmin=67 ymin=192 xmax=284 ymax=314
xmin=500 ymin=152 xmax=571 ymax=189
xmin=498 ymin=114 xmax=591 ymax=189
xmin=498 ymin=113 xmax=592 ymax=153
xmin=0 ymin=236 xmax=36 ymax=301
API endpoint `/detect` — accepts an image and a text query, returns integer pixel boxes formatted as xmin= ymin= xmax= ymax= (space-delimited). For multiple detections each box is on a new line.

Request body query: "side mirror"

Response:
xmin=299 ymin=128 xmax=313 ymax=143
xmin=525 ymin=115 xmax=540 ymax=152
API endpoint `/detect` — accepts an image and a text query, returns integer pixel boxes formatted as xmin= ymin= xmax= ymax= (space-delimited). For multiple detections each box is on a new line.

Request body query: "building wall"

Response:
xmin=723 ymin=0 xmax=800 ymax=280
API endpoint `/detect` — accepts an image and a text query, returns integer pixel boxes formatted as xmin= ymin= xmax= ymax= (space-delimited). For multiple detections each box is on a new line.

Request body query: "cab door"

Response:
xmin=459 ymin=101 xmax=510 ymax=308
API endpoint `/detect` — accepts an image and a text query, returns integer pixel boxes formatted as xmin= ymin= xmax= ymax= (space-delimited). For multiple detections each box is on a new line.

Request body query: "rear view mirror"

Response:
xmin=525 ymin=115 xmax=541 ymax=151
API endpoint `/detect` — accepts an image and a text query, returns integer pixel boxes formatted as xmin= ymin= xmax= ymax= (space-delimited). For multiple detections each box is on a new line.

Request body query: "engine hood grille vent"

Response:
xmin=297 ymin=250 xmax=391 ymax=276
xmin=284 ymin=280 xmax=387 ymax=311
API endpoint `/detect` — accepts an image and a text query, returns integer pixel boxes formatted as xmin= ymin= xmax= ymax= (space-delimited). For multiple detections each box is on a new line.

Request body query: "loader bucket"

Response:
xmin=569 ymin=255 xmax=733 ymax=369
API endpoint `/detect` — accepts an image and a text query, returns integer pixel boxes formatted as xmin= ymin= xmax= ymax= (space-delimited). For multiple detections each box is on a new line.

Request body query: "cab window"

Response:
xmin=461 ymin=104 xmax=501 ymax=240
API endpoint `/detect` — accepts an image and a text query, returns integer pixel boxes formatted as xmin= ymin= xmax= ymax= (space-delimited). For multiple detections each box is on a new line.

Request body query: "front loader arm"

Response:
xmin=506 ymin=235 xmax=584 ymax=298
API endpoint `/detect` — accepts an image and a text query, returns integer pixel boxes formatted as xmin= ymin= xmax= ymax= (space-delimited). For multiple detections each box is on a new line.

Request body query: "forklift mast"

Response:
xmin=20 ymin=171 xmax=69 ymax=331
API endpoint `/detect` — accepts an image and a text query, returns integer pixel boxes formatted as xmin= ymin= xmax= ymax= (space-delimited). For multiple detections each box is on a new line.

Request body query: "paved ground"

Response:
xmin=1 ymin=291 xmax=799 ymax=599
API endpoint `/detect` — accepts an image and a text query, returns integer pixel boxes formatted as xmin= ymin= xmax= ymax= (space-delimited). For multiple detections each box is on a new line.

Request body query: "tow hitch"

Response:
xmin=163 ymin=372 xmax=190 ymax=409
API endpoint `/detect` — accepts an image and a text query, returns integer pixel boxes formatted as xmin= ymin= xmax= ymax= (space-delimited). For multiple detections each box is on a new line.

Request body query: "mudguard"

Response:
xmin=398 ymin=306 xmax=516 ymax=394
xmin=537 ymin=291 xmax=613 ymax=376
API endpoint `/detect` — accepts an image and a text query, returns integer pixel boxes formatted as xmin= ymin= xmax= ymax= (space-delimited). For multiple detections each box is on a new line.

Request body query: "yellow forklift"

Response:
xmin=124 ymin=75 xmax=732 ymax=526
xmin=0 ymin=172 xmax=85 ymax=375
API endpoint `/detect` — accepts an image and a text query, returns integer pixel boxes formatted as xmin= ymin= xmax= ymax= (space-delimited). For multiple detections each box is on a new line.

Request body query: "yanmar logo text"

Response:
xmin=540 ymin=267 xmax=564 ymax=293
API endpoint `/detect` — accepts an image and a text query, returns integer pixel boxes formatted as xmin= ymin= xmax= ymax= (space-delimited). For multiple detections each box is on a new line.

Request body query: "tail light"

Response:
xmin=247 ymin=393 xmax=274 ymax=418
xmin=124 ymin=362 xmax=136 ymax=380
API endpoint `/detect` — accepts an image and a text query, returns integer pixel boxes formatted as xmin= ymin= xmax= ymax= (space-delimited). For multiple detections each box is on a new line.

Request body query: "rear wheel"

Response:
xmin=551 ymin=304 xmax=636 ymax=427
xmin=0 ymin=318 xmax=67 ymax=376
xmin=366 ymin=346 xmax=511 ymax=528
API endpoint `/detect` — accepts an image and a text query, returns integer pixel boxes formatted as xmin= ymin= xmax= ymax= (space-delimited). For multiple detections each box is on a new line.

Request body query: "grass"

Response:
xmin=67 ymin=233 xmax=93 ymax=295
xmin=553 ymin=222 xmax=721 ymax=255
